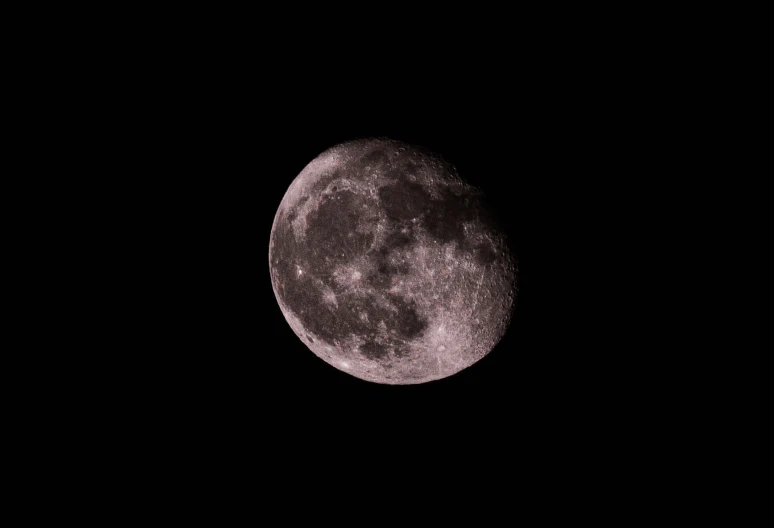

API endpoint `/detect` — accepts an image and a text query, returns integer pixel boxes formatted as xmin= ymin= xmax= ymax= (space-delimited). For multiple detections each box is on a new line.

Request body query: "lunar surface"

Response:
xmin=269 ymin=139 xmax=516 ymax=384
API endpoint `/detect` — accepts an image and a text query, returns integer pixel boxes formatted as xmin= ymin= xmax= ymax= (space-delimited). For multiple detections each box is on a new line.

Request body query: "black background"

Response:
xmin=149 ymin=86 xmax=614 ymax=446
xmin=27 ymin=8 xmax=717 ymax=511
xmin=108 ymin=35 xmax=655 ymax=469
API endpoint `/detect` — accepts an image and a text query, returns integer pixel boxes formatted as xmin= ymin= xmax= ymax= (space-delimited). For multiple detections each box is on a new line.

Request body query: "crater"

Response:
xmin=307 ymin=169 xmax=342 ymax=198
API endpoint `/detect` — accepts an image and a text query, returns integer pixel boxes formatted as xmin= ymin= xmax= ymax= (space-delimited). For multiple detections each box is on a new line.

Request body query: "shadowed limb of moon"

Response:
xmin=269 ymin=139 xmax=516 ymax=384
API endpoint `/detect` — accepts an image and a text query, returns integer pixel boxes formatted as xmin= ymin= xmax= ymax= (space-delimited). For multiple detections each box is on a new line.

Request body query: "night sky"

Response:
xmin=123 ymin=52 xmax=640 ymax=462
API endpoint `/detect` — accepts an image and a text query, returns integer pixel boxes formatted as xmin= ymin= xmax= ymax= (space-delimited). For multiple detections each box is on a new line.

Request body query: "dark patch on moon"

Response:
xmin=359 ymin=148 xmax=388 ymax=168
xmin=379 ymin=256 xmax=410 ymax=278
xmin=304 ymin=189 xmax=376 ymax=262
xmin=365 ymin=265 xmax=391 ymax=290
xmin=271 ymin=207 xmax=428 ymax=350
xmin=385 ymin=293 xmax=427 ymax=339
xmin=360 ymin=340 xmax=388 ymax=360
xmin=422 ymin=188 xmax=473 ymax=244
xmin=473 ymin=242 xmax=498 ymax=265
xmin=367 ymin=252 xmax=412 ymax=290
xmin=378 ymin=181 xmax=428 ymax=221
xmin=383 ymin=229 xmax=414 ymax=250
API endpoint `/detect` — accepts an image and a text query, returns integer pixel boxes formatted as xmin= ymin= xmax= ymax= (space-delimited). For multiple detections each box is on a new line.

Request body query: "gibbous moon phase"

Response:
xmin=269 ymin=139 xmax=516 ymax=384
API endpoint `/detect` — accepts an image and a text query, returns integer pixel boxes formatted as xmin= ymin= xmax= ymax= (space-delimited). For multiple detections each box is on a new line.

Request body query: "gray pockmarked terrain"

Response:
xmin=269 ymin=139 xmax=517 ymax=384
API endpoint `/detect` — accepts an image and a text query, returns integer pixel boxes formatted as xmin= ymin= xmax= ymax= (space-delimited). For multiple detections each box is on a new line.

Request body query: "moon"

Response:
xmin=269 ymin=139 xmax=516 ymax=384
